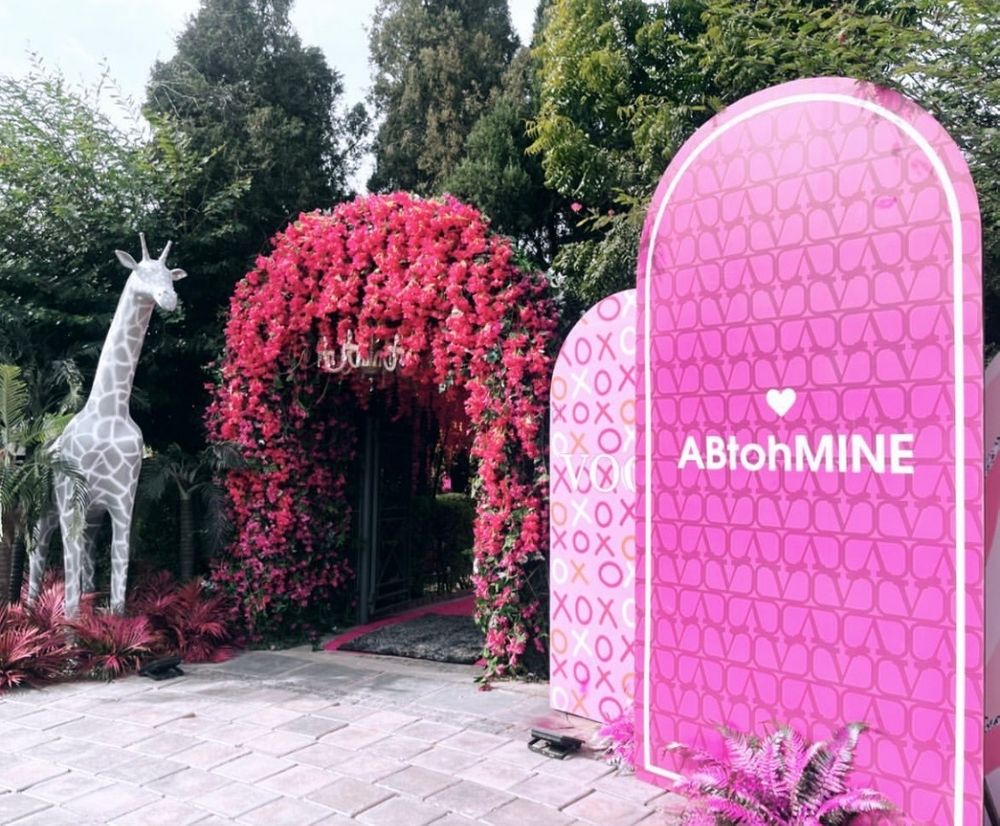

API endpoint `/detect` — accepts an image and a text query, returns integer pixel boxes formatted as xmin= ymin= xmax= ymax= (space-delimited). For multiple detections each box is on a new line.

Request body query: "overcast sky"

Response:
xmin=0 ymin=0 xmax=539 ymax=190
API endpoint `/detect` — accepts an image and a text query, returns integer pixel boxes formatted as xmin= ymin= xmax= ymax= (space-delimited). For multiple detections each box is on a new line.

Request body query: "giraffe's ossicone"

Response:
xmin=29 ymin=234 xmax=187 ymax=616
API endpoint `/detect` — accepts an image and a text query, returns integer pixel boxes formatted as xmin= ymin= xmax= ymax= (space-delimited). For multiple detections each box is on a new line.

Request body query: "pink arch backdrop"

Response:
xmin=636 ymin=78 xmax=983 ymax=822
xmin=549 ymin=289 xmax=637 ymax=722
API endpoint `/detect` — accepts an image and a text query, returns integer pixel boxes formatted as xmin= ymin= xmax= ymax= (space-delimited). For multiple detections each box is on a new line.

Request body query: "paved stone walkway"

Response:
xmin=0 ymin=647 xmax=685 ymax=825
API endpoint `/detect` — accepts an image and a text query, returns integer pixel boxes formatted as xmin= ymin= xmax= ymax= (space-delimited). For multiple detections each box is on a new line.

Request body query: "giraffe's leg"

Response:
xmin=55 ymin=481 xmax=86 ymax=619
xmin=80 ymin=511 xmax=103 ymax=595
xmin=108 ymin=506 xmax=133 ymax=615
xmin=27 ymin=509 xmax=57 ymax=604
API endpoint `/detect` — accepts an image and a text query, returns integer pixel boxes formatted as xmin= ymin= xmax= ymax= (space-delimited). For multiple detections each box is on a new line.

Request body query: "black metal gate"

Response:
xmin=356 ymin=413 xmax=415 ymax=623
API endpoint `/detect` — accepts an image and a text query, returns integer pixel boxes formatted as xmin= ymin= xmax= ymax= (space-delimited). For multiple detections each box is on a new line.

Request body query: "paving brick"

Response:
xmin=50 ymin=717 xmax=152 ymax=747
xmin=357 ymin=795 xmax=447 ymax=826
xmin=107 ymin=797 xmax=206 ymax=825
xmin=427 ymin=779 xmax=516 ymax=819
xmin=130 ymin=731 xmax=200 ymax=758
xmin=282 ymin=695 xmax=334 ymax=713
xmin=562 ymin=791 xmax=652 ymax=826
xmin=537 ymin=754 xmax=615 ymax=785
xmin=13 ymin=708 xmax=81 ymax=730
xmin=24 ymin=770 xmax=108 ymax=804
xmin=289 ymin=741 xmax=354 ymax=769
xmin=213 ymin=752 xmax=294 ymax=783
xmin=381 ymin=765 xmax=457 ymax=798
xmin=237 ymin=795 xmax=331 ymax=826
xmin=362 ymin=733 xmax=431 ymax=762
xmin=185 ymin=701 xmax=256 ymax=723
xmin=306 ymin=776 xmax=395 ymax=816
xmin=437 ymin=729 xmax=510 ymax=755
xmin=159 ymin=715 xmax=209 ymax=737
xmin=278 ymin=714 xmax=346 ymax=738
xmin=247 ymin=729 xmax=316 ymax=756
xmin=0 ymin=701 xmax=34 ymax=720
xmin=202 ymin=720 xmax=272 ymax=745
xmin=191 ymin=781 xmax=279 ymax=818
xmin=592 ymin=772 xmax=666 ymax=806
xmin=457 ymin=757 xmax=534 ymax=791
xmin=237 ymin=686 xmax=303 ymax=704
xmin=235 ymin=705 xmax=303 ymax=728
xmin=0 ymin=726 xmax=54 ymax=754
xmin=358 ymin=710 xmax=418 ymax=732
xmin=0 ymin=755 xmax=68 ymax=790
xmin=429 ymin=816 xmax=479 ymax=826
xmin=145 ymin=767 xmax=230 ymax=799
xmin=509 ymin=772 xmax=592 ymax=809
xmin=99 ymin=754 xmax=184 ymax=785
xmin=6 ymin=806 xmax=92 ymax=826
xmin=311 ymin=815 xmax=356 ymax=826
xmin=320 ymin=724 xmax=388 ymax=751
xmin=334 ymin=751 xmax=406 ymax=782
xmin=488 ymin=738 xmax=552 ymax=768
xmin=257 ymin=764 xmax=342 ymax=797
xmin=102 ymin=702 xmax=190 ymax=728
xmin=63 ymin=781 xmax=161 ymax=820
xmin=398 ymin=719 xmax=464 ymax=742
xmin=409 ymin=746 xmax=482 ymax=774
xmin=313 ymin=703 xmax=374 ymax=722
xmin=0 ymin=793 xmax=51 ymax=823
xmin=24 ymin=738 xmax=133 ymax=772
xmin=172 ymin=740 xmax=249 ymax=769
xmin=480 ymin=797 xmax=574 ymax=826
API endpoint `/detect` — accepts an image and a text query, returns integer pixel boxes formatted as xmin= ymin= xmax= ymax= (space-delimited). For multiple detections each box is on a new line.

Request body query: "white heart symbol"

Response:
xmin=766 ymin=388 xmax=796 ymax=418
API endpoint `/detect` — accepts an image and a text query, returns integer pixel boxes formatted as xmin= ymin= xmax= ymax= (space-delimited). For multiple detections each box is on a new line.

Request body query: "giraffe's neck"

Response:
xmin=85 ymin=280 xmax=154 ymax=418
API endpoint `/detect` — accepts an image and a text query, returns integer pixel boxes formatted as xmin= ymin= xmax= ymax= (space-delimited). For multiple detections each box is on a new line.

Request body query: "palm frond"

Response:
xmin=0 ymin=364 xmax=28 ymax=444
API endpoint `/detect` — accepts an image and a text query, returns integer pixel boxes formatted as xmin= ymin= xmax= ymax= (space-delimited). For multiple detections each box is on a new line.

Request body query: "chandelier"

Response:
xmin=317 ymin=330 xmax=402 ymax=375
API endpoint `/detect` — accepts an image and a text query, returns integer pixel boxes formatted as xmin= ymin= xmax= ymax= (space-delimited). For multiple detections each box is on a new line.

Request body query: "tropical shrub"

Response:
xmin=130 ymin=573 xmax=237 ymax=663
xmin=0 ymin=604 xmax=69 ymax=689
xmin=672 ymin=723 xmax=893 ymax=825
xmin=69 ymin=612 xmax=158 ymax=680
xmin=0 ymin=573 xmax=240 ymax=692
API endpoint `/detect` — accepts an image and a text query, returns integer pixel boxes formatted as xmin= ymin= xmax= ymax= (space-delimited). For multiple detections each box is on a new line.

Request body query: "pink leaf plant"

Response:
xmin=672 ymin=723 xmax=895 ymax=825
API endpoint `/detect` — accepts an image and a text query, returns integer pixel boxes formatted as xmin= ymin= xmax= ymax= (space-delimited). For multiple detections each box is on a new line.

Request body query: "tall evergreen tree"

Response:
xmin=144 ymin=0 xmax=366 ymax=447
xmin=368 ymin=0 xmax=518 ymax=195
xmin=444 ymin=28 xmax=569 ymax=266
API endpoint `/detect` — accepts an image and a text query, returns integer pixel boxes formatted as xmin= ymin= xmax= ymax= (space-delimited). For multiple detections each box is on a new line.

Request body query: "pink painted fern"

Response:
xmin=672 ymin=723 xmax=894 ymax=825
xmin=595 ymin=706 xmax=637 ymax=770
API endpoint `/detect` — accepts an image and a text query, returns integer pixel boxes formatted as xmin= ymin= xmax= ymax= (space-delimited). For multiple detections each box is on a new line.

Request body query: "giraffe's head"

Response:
xmin=114 ymin=233 xmax=187 ymax=312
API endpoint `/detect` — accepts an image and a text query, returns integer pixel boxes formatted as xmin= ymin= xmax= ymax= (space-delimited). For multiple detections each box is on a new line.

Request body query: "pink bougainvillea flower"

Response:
xmin=570 ymin=202 xmax=583 ymax=213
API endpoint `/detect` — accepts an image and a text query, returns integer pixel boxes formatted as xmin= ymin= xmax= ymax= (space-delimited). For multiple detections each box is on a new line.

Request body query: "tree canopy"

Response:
xmin=528 ymin=0 xmax=999 ymax=332
xmin=142 ymin=0 xmax=367 ymax=445
xmin=368 ymin=0 xmax=518 ymax=194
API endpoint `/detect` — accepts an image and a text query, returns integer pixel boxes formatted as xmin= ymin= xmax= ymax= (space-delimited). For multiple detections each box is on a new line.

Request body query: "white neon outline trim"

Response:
xmin=641 ymin=92 xmax=967 ymax=820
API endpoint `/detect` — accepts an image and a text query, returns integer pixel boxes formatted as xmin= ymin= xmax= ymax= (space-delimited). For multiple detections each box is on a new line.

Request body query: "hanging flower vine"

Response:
xmin=207 ymin=193 xmax=556 ymax=679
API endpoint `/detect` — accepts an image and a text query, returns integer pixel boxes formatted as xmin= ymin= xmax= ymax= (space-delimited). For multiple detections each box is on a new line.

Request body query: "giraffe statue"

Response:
xmin=28 ymin=234 xmax=186 ymax=616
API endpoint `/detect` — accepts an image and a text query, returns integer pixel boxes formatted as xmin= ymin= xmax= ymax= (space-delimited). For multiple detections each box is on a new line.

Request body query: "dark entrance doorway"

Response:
xmin=352 ymin=397 xmax=476 ymax=625
xmin=356 ymin=412 xmax=416 ymax=624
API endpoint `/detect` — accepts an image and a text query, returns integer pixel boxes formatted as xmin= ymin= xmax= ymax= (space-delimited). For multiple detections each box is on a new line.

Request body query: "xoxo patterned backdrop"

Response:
xmin=636 ymin=78 xmax=983 ymax=822
xmin=550 ymin=290 xmax=637 ymax=722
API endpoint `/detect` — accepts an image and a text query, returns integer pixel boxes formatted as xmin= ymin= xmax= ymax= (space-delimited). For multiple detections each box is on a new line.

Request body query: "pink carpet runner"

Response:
xmin=323 ymin=594 xmax=475 ymax=652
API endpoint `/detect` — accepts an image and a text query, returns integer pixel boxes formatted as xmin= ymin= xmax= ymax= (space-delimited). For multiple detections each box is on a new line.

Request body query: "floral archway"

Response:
xmin=208 ymin=193 xmax=556 ymax=678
